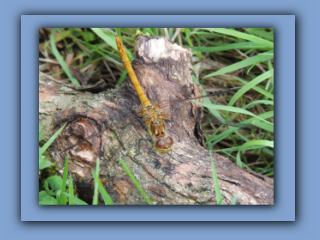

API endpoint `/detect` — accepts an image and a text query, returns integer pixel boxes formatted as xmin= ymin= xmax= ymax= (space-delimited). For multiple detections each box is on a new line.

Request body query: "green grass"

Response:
xmin=39 ymin=28 xmax=274 ymax=204
xmin=209 ymin=151 xmax=223 ymax=204
xmin=119 ymin=158 xmax=153 ymax=205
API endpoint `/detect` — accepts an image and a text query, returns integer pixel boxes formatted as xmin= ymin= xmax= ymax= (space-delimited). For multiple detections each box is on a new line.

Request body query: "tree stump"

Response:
xmin=39 ymin=35 xmax=274 ymax=205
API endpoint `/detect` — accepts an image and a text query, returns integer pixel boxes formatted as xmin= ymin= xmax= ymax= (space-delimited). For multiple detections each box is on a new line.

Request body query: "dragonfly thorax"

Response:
xmin=141 ymin=105 xmax=167 ymax=139
xmin=150 ymin=118 xmax=166 ymax=139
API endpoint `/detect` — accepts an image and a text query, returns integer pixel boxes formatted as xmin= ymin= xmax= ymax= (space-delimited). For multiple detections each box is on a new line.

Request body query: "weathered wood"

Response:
xmin=39 ymin=35 xmax=274 ymax=205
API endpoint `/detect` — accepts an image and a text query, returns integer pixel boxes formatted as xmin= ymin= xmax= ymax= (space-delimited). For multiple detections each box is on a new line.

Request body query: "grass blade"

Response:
xmin=205 ymin=51 xmax=273 ymax=77
xmin=209 ymin=151 xmax=223 ymax=205
xmin=202 ymin=28 xmax=274 ymax=48
xmin=230 ymin=195 xmax=238 ymax=205
xmin=39 ymin=123 xmax=66 ymax=156
xmin=245 ymin=28 xmax=274 ymax=41
xmin=92 ymin=28 xmax=133 ymax=60
xmin=191 ymin=42 xmax=270 ymax=53
xmin=68 ymin=174 xmax=75 ymax=205
xmin=50 ymin=29 xmax=80 ymax=86
xmin=244 ymin=100 xmax=274 ymax=109
xmin=194 ymin=101 xmax=273 ymax=127
xmin=63 ymin=193 xmax=88 ymax=205
xmin=60 ymin=156 xmax=69 ymax=205
xmin=92 ymin=158 xmax=100 ymax=205
xmin=229 ymin=70 xmax=274 ymax=107
xmin=236 ymin=140 xmax=274 ymax=166
xmin=97 ymin=177 xmax=114 ymax=205
xmin=91 ymin=28 xmax=117 ymax=51
xmin=119 ymin=159 xmax=153 ymax=205
xmin=234 ymin=77 xmax=274 ymax=100
xmin=91 ymin=158 xmax=114 ymax=205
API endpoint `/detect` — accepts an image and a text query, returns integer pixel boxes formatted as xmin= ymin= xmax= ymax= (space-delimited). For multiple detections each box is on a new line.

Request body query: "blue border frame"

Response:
xmin=22 ymin=15 xmax=293 ymax=221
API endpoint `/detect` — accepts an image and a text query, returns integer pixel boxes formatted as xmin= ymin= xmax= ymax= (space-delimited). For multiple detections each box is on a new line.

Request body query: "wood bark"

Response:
xmin=39 ymin=35 xmax=274 ymax=205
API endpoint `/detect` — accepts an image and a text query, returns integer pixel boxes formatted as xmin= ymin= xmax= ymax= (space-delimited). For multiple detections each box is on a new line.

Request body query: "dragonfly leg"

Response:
xmin=134 ymin=138 xmax=152 ymax=161
xmin=147 ymin=144 xmax=154 ymax=155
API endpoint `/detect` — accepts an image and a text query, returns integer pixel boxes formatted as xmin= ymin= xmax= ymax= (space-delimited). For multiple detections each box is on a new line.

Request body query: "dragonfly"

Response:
xmin=115 ymin=35 xmax=174 ymax=153
xmin=60 ymin=35 xmax=247 ymax=161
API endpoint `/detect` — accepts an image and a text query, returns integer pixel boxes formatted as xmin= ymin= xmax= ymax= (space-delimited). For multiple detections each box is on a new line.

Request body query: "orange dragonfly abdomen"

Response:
xmin=116 ymin=35 xmax=152 ymax=109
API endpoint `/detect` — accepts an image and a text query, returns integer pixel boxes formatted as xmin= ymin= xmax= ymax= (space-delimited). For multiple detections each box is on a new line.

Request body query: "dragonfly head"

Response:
xmin=154 ymin=136 xmax=174 ymax=153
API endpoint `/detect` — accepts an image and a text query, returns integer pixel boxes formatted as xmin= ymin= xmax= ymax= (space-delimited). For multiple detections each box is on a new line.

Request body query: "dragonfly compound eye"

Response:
xmin=165 ymin=136 xmax=174 ymax=146
xmin=155 ymin=139 xmax=166 ymax=149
